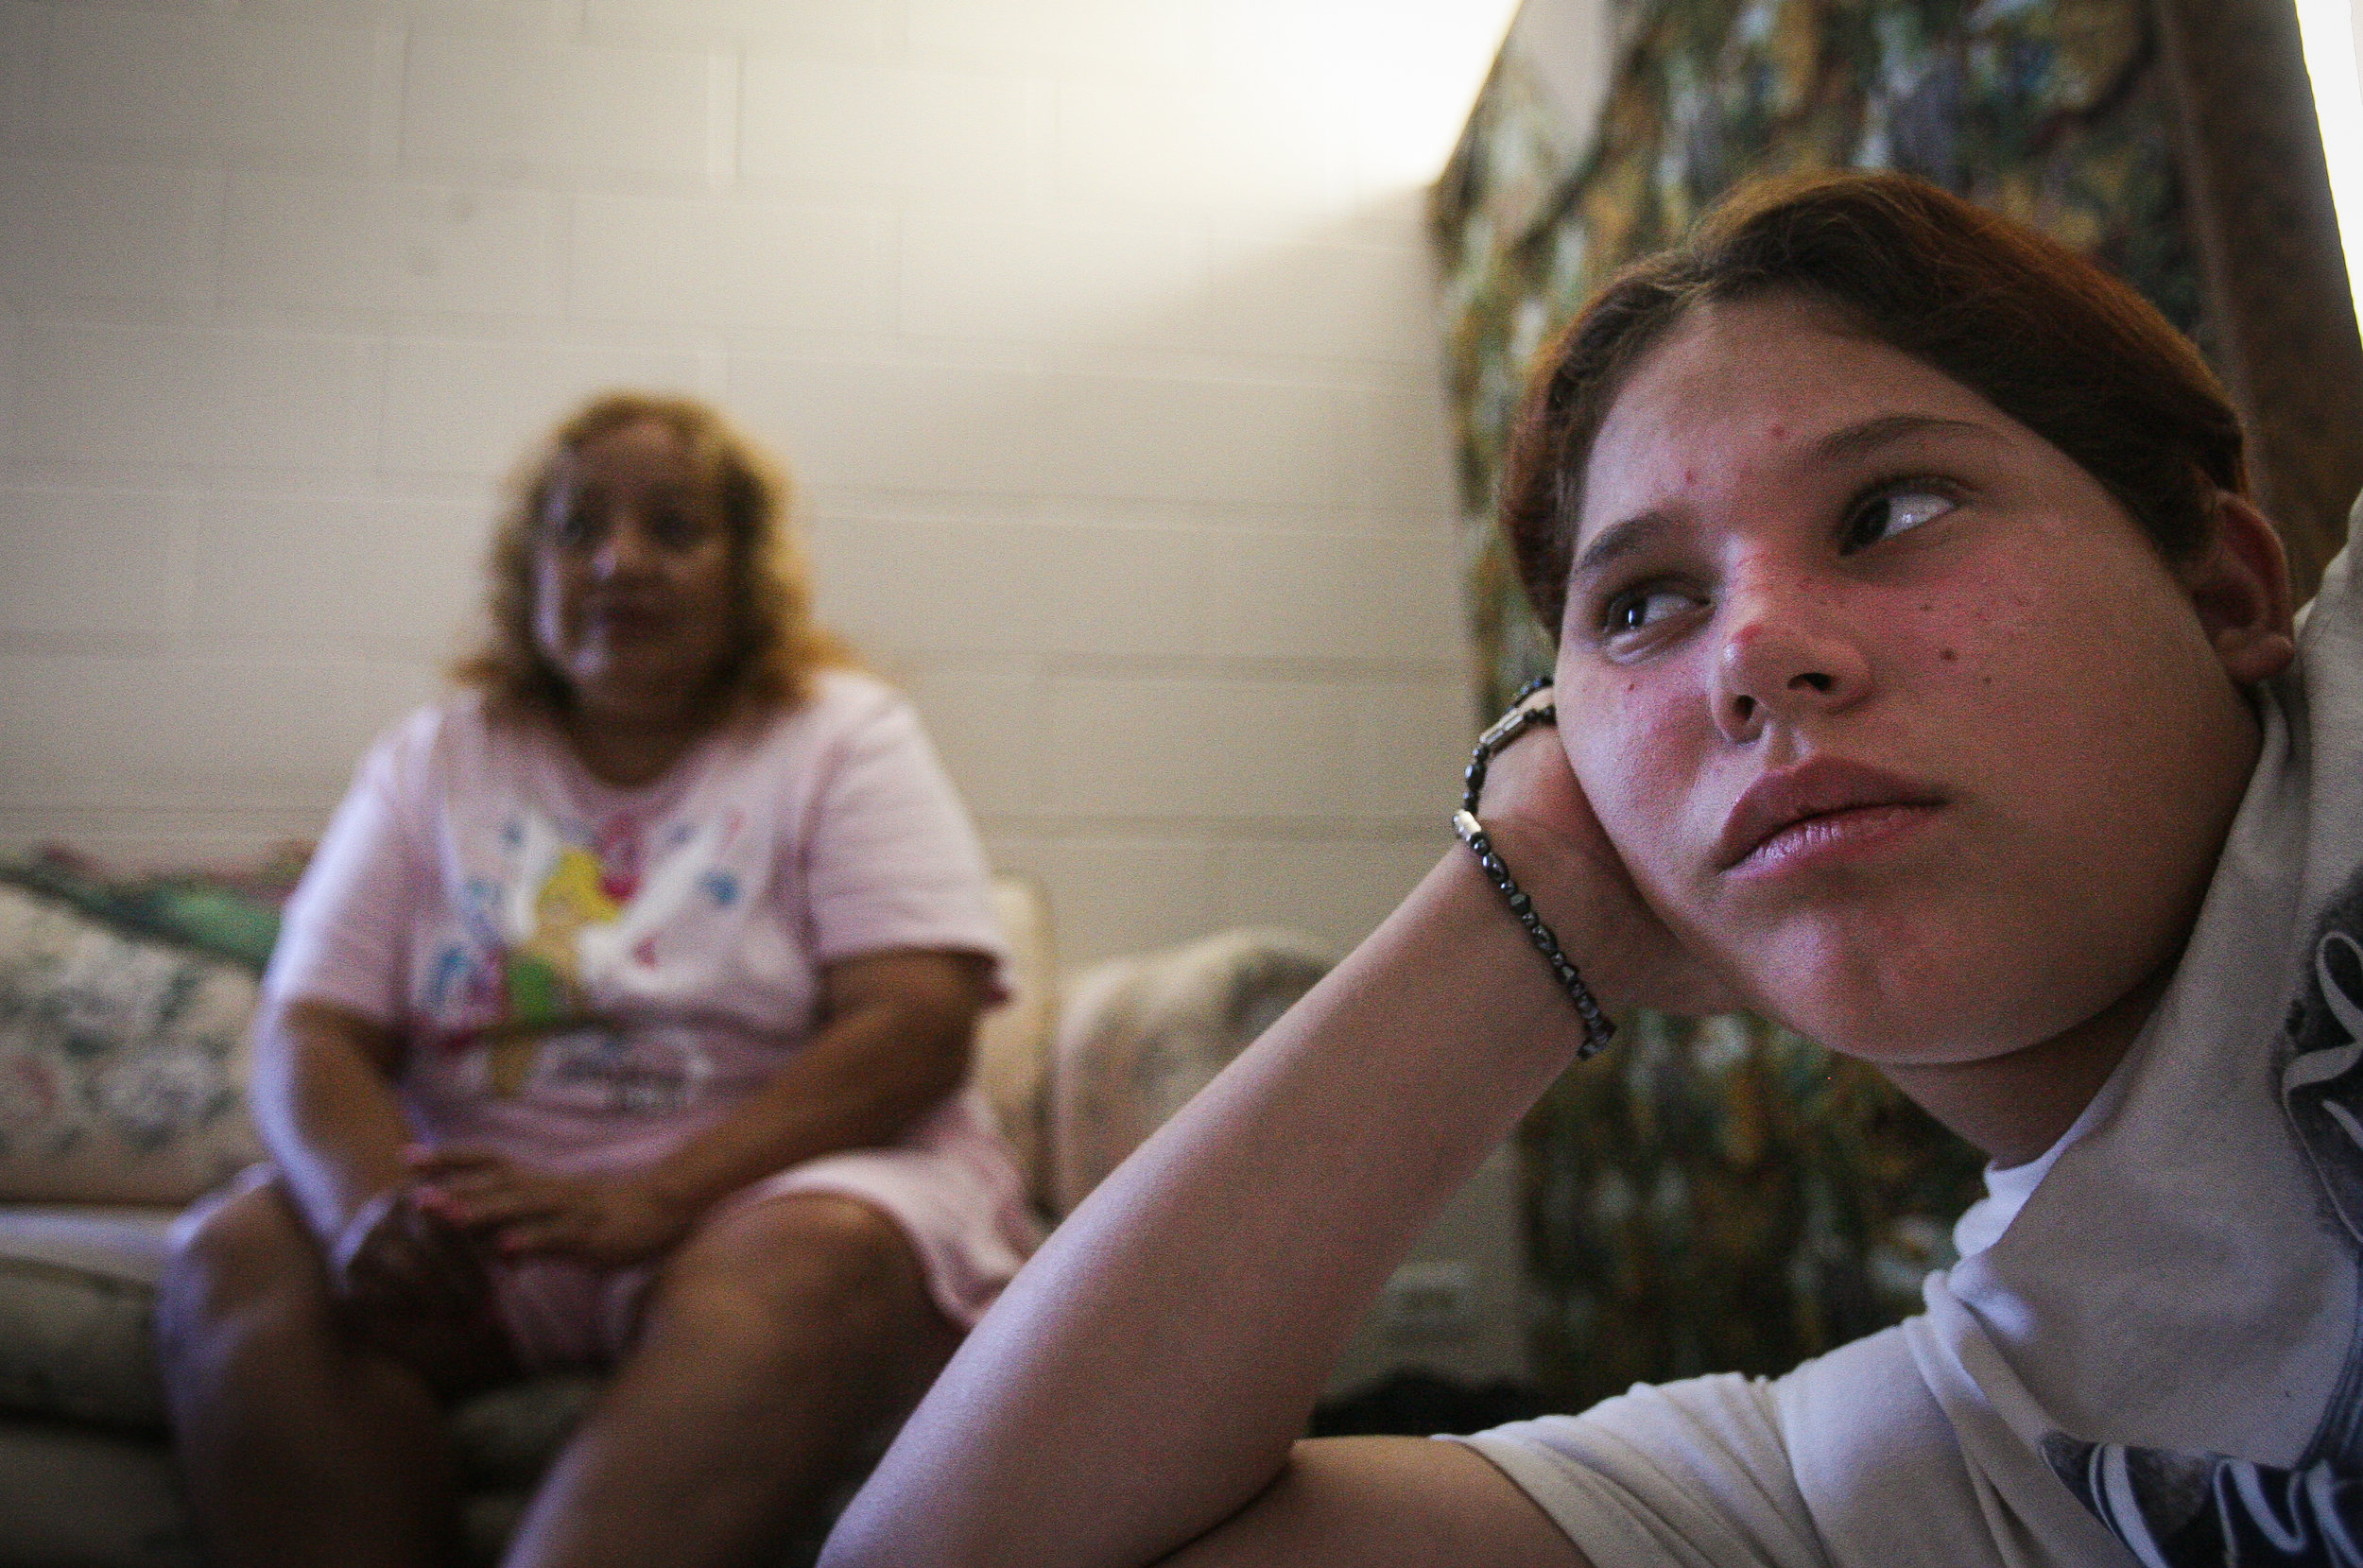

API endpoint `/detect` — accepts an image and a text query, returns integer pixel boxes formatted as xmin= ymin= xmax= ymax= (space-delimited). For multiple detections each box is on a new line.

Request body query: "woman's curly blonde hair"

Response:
xmin=453 ymin=390 xmax=850 ymax=719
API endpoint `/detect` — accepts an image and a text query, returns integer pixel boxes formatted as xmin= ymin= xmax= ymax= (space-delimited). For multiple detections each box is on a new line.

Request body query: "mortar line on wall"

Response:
xmin=188 ymin=164 xmax=229 ymax=321
xmin=1023 ymin=654 xmax=1467 ymax=682
xmin=704 ymin=45 xmax=738 ymax=194
xmin=972 ymin=815 xmax=1447 ymax=841
xmin=368 ymin=23 xmax=405 ymax=177
xmin=899 ymin=647 xmax=1463 ymax=675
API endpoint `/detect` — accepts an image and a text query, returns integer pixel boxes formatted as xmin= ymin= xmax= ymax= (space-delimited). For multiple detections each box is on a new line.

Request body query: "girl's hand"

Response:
xmin=1472 ymin=690 xmax=1743 ymax=1019
xmin=404 ymin=1146 xmax=696 ymax=1268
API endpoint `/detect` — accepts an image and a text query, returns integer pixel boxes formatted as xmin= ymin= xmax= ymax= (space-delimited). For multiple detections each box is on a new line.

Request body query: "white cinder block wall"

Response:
xmin=1 ymin=1 xmax=1538 ymax=1387
xmin=0 ymin=0 xmax=1495 ymax=975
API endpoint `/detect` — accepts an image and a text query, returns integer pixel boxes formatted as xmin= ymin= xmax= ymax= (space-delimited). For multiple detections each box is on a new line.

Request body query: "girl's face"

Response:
xmin=1555 ymin=292 xmax=2275 ymax=1066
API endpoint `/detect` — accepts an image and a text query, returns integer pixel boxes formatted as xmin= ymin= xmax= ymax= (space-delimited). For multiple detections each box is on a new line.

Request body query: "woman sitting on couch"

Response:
xmin=155 ymin=392 xmax=1033 ymax=1568
xmin=822 ymin=173 xmax=2363 ymax=1567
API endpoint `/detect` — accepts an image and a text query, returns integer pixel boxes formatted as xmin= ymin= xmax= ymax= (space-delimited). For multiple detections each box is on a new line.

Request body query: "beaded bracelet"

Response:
xmin=1455 ymin=677 xmax=1617 ymax=1060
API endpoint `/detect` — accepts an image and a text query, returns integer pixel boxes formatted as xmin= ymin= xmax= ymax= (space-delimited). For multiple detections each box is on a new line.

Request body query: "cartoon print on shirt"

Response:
xmin=423 ymin=806 xmax=743 ymax=1112
xmin=495 ymin=841 xmax=622 ymax=1090
xmin=2040 ymin=860 xmax=2363 ymax=1565
xmin=2042 ymin=1432 xmax=2363 ymax=1565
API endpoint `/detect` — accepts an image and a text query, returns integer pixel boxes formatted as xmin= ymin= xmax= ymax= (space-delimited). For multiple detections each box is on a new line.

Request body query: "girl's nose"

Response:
xmin=1711 ymin=579 xmax=1872 ymax=743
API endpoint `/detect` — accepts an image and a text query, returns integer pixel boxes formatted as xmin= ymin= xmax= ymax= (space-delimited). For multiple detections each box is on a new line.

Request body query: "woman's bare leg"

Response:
xmin=154 ymin=1171 xmax=465 ymax=1568
xmin=501 ymin=1192 xmax=960 ymax=1568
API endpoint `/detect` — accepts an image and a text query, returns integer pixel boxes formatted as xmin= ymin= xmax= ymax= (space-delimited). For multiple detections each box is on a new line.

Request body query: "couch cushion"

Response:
xmin=0 ymin=884 xmax=267 ymax=1205
xmin=0 ymin=1205 xmax=177 ymax=1431
xmin=972 ymin=875 xmax=1055 ymax=1213
xmin=1048 ymin=927 xmax=1330 ymax=1217
xmin=0 ymin=1200 xmax=612 ymax=1491
xmin=447 ymin=1373 xmax=604 ymax=1490
xmin=0 ymin=1418 xmax=199 ymax=1568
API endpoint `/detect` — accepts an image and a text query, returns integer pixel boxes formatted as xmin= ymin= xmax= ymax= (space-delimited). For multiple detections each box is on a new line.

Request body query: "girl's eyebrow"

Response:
xmin=1813 ymin=412 xmax=1998 ymax=463
xmin=1569 ymin=510 xmax=1678 ymax=590
xmin=1569 ymin=413 xmax=2002 ymax=587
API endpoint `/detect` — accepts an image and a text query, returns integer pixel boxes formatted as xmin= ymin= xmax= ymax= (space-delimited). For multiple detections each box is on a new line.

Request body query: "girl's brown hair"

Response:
xmin=1503 ymin=172 xmax=2247 ymax=634
xmin=453 ymin=391 xmax=848 ymax=718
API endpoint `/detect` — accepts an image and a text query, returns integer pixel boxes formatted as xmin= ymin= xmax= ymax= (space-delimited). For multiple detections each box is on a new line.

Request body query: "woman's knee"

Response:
xmin=155 ymin=1171 xmax=334 ymax=1366
xmin=657 ymin=1194 xmax=939 ymax=1361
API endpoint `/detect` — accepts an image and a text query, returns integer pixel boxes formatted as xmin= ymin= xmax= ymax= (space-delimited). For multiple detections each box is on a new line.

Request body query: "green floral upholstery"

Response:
xmin=0 ymin=864 xmax=619 ymax=1567
xmin=1439 ymin=0 xmax=2203 ymax=714
xmin=2 ymin=848 xmax=302 ymax=974
xmin=1520 ymin=1013 xmax=1984 ymax=1412
xmin=0 ymin=883 xmax=266 ymax=1206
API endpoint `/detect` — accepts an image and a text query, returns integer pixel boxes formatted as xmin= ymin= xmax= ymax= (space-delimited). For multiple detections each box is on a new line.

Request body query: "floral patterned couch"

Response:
xmin=0 ymin=853 xmax=1332 ymax=1568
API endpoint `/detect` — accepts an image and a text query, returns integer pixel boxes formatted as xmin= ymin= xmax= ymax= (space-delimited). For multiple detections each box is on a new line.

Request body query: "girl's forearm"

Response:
xmin=822 ymin=848 xmax=1599 ymax=1568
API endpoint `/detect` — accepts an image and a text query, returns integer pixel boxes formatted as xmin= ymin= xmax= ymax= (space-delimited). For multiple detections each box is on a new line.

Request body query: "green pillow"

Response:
xmin=0 ymin=882 xmax=265 ymax=1205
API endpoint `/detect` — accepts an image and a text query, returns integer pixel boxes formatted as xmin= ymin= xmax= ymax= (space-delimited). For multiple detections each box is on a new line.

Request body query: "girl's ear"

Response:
xmin=2182 ymin=492 xmax=2298 ymax=686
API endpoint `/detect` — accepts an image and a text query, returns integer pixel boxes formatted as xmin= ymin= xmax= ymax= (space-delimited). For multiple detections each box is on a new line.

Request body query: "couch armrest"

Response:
xmin=1044 ymin=927 xmax=1331 ymax=1220
xmin=972 ymin=876 xmax=1058 ymax=1213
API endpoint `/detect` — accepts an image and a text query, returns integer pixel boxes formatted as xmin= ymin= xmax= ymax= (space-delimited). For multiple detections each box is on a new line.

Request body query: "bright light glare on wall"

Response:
xmin=2297 ymin=0 xmax=2363 ymax=321
xmin=1350 ymin=0 xmax=1527 ymax=190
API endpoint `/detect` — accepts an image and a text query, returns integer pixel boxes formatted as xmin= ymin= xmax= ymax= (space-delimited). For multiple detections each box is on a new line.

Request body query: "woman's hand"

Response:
xmin=247 ymin=999 xmax=518 ymax=1396
xmin=405 ymin=1146 xmax=695 ymax=1268
xmin=403 ymin=950 xmax=986 ymax=1275
xmin=328 ymin=1183 xmax=518 ymax=1399
xmin=1473 ymin=692 xmax=1743 ymax=1019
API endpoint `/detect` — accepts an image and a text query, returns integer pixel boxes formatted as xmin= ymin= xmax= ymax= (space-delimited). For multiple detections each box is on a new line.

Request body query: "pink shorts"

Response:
xmin=484 ymin=1142 xmax=1040 ymax=1372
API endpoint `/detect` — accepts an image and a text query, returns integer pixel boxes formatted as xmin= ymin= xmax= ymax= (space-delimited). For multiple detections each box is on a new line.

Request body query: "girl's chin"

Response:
xmin=1751 ymin=977 xmax=2015 ymax=1066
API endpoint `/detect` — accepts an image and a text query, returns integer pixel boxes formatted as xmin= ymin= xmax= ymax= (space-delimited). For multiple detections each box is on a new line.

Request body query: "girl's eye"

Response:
xmin=1601 ymin=586 xmax=1698 ymax=639
xmin=1844 ymin=486 xmax=1956 ymax=551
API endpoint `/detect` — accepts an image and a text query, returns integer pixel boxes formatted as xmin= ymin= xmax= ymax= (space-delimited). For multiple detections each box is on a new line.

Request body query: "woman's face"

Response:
xmin=1555 ymin=292 xmax=2267 ymax=1066
xmin=532 ymin=417 xmax=736 ymax=724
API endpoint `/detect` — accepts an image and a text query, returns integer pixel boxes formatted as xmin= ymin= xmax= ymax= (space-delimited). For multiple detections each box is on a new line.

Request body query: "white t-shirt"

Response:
xmin=263 ymin=671 xmax=1036 ymax=1332
xmin=267 ymin=668 xmax=1010 ymax=1163
xmin=1464 ymin=529 xmax=2363 ymax=1567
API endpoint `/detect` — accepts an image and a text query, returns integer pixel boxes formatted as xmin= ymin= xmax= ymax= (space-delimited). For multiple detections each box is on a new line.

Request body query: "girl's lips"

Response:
xmin=1729 ymin=800 xmax=1941 ymax=876
xmin=1716 ymin=756 xmax=1947 ymax=872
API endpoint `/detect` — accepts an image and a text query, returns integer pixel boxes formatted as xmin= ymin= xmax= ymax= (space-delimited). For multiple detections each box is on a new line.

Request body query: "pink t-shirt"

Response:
xmin=264 ymin=671 xmax=1031 ymax=1334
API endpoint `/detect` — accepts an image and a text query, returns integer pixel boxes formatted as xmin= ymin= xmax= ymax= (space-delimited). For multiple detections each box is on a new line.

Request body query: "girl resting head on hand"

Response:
xmin=821 ymin=173 xmax=2343 ymax=1568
